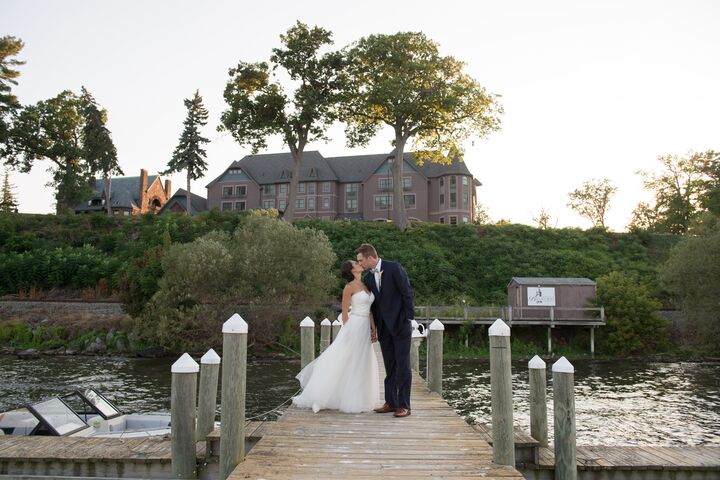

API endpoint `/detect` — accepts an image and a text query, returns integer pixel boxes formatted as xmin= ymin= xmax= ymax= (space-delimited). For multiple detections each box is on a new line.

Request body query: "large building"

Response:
xmin=206 ymin=151 xmax=481 ymax=224
xmin=75 ymin=169 xmax=172 ymax=215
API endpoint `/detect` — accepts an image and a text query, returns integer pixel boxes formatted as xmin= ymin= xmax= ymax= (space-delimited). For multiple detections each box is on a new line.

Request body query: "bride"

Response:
xmin=292 ymin=260 xmax=380 ymax=413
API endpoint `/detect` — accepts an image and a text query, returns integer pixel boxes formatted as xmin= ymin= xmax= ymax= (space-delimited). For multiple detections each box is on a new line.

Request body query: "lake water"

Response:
xmin=1 ymin=355 xmax=718 ymax=446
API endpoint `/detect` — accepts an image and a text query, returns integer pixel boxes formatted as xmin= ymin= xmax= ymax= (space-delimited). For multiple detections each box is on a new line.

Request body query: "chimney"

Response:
xmin=139 ymin=169 xmax=148 ymax=213
xmin=165 ymin=179 xmax=172 ymax=198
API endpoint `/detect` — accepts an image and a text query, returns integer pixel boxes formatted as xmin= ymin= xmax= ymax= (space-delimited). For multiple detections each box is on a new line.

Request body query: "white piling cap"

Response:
xmin=332 ymin=319 xmax=341 ymax=326
xmin=412 ymin=328 xmax=425 ymax=338
xmin=223 ymin=313 xmax=248 ymax=333
xmin=200 ymin=348 xmax=220 ymax=364
xmin=411 ymin=319 xmax=419 ymax=329
xmin=552 ymin=356 xmax=575 ymax=373
xmin=300 ymin=316 xmax=315 ymax=327
xmin=171 ymin=353 xmax=199 ymax=373
xmin=321 ymin=318 xmax=331 ymax=326
xmin=528 ymin=355 xmax=546 ymax=369
xmin=429 ymin=319 xmax=445 ymax=330
xmin=489 ymin=318 xmax=510 ymax=337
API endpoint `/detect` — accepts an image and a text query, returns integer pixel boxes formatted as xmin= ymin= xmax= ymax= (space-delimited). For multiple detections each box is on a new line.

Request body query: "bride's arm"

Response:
xmin=341 ymin=285 xmax=352 ymax=324
xmin=370 ymin=312 xmax=377 ymax=343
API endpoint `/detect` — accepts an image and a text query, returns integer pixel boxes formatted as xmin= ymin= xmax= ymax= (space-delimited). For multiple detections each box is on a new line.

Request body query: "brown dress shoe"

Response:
xmin=394 ymin=408 xmax=411 ymax=418
xmin=373 ymin=403 xmax=395 ymax=413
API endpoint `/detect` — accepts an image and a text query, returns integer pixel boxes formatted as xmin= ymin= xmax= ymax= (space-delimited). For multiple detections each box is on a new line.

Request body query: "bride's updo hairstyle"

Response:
xmin=340 ymin=260 xmax=355 ymax=283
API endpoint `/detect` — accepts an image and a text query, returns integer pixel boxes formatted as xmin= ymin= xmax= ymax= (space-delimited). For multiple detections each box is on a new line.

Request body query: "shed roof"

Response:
xmin=508 ymin=277 xmax=596 ymax=286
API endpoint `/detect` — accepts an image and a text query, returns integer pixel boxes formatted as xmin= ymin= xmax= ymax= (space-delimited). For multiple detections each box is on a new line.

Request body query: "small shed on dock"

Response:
xmin=507 ymin=277 xmax=597 ymax=320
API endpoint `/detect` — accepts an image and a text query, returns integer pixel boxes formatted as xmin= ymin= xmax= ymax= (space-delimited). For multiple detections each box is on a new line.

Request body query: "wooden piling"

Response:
xmin=489 ymin=318 xmax=515 ymax=467
xmin=427 ymin=319 xmax=444 ymax=395
xmin=320 ymin=318 xmax=331 ymax=354
xmin=197 ymin=348 xmax=220 ymax=442
xmin=553 ymin=356 xmax=577 ymax=480
xmin=331 ymin=318 xmax=341 ymax=342
xmin=171 ymin=353 xmax=199 ymax=479
xmin=219 ymin=313 xmax=248 ymax=480
xmin=300 ymin=316 xmax=315 ymax=369
xmin=528 ymin=355 xmax=548 ymax=447
xmin=410 ymin=320 xmax=423 ymax=373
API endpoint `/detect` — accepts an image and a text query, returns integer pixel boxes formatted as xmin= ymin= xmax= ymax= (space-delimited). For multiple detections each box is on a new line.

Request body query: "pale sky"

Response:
xmin=2 ymin=0 xmax=718 ymax=230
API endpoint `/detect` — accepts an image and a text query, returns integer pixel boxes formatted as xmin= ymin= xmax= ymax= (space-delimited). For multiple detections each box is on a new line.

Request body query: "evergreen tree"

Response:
xmin=162 ymin=90 xmax=209 ymax=215
xmin=0 ymin=168 xmax=18 ymax=212
xmin=80 ymin=87 xmax=122 ymax=215
xmin=0 ymin=35 xmax=25 ymax=159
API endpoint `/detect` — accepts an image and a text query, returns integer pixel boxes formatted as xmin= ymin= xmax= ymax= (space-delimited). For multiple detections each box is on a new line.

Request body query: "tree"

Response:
xmin=220 ymin=22 xmax=344 ymax=222
xmin=0 ymin=35 xmax=25 ymax=157
xmin=161 ymin=90 xmax=209 ymax=215
xmin=633 ymin=151 xmax=710 ymax=234
xmin=661 ymin=225 xmax=720 ymax=354
xmin=0 ymin=167 xmax=18 ymax=212
xmin=80 ymin=87 xmax=122 ymax=215
xmin=7 ymin=90 xmax=90 ymax=213
xmin=532 ymin=207 xmax=554 ymax=229
xmin=473 ymin=202 xmax=491 ymax=224
xmin=340 ymin=32 xmax=503 ymax=231
xmin=698 ymin=150 xmax=720 ymax=217
xmin=567 ymin=178 xmax=616 ymax=229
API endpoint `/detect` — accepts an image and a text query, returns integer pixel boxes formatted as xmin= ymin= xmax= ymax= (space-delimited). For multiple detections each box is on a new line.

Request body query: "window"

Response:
xmin=322 ymin=197 xmax=331 ymax=209
xmin=440 ymin=193 xmax=445 ymax=206
xmin=262 ymin=199 xmax=275 ymax=209
xmin=322 ymin=182 xmax=331 ymax=193
xmin=378 ymin=177 xmax=392 ymax=191
xmin=403 ymin=177 xmax=411 ymax=191
xmin=298 ymin=183 xmax=305 ymax=193
xmin=462 ymin=176 xmax=469 ymax=208
xmin=264 ymin=185 xmax=276 ymax=196
xmin=375 ymin=195 xmax=392 ymax=210
xmin=222 ymin=186 xmax=233 ymax=197
xmin=308 ymin=197 xmax=316 ymax=211
xmin=278 ymin=199 xmax=287 ymax=211
xmin=440 ymin=217 xmax=445 ymax=224
xmin=462 ymin=216 xmax=469 ymax=223
xmin=235 ymin=185 xmax=246 ymax=197
xmin=229 ymin=168 xmax=242 ymax=175
xmin=221 ymin=202 xmax=232 ymax=211
xmin=450 ymin=176 xmax=457 ymax=208
xmin=279 ymin=184 xmax=287 ymax=194
xmin=450 ymin=215 xmax=458 ymax=225
xmin=235 ymin=201 xmax=246 ymax=211
xmin=296 ymin=198 xmax=305 ymax=210
xmin=307 ymin=183 xmax=316 ymax=195
xmin=345 ymin=183 xmax=359 ymax=212
xmin=404 ymin=194 xmax=416 ymax=209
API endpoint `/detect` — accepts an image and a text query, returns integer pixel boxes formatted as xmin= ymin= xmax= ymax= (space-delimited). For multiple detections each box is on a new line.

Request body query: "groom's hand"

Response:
xmin=370 ymin=330 xmax=377 ymax=343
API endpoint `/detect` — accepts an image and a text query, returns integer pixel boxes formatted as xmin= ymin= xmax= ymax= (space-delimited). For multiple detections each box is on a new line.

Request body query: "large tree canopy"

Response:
xmin=567 ymin=178 xmax=617 ymax=229
xmin=341 ymin=32 xmax=503 ymax=230
xmin=219 ymin=21 xmax=344 ymax=222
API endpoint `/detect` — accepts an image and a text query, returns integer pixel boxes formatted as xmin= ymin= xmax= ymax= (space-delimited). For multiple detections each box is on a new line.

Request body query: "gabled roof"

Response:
xmin=75 ymin=175 xmax=158 ymax=211
xmin=159 ymin=188 xmax=208 ymax=215
xmin=509 ymin=277 xmax=596 ymax=286
xmin=325 ymin=153 xmax=390 ymax=183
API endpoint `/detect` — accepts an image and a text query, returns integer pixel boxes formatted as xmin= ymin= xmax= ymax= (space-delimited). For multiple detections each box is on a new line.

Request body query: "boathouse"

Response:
xmin=507 ymin=277 xmax=597 ymax=322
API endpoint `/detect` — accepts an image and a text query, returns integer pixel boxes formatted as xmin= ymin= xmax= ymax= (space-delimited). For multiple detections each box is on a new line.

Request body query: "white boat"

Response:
xmin=0 ymin=388 xmax=171 ymax=438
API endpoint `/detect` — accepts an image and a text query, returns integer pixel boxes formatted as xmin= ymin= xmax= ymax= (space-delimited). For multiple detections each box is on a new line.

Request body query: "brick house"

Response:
xmin=205 ymin=151 xmax=481 ymax=224
xmin=75 ymin=169 xmax=172 ymax=215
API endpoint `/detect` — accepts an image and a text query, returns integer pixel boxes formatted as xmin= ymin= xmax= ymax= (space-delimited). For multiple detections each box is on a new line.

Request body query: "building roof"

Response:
xmin=509 ymin=277 xmax=597 ymax=286
xmin=75 ymin=175 xmax=158 ymax=211
xmin=209 ymin=150 xmax=478 ymax=187
xmin=159 ymin=188 xmax=208 ymax=215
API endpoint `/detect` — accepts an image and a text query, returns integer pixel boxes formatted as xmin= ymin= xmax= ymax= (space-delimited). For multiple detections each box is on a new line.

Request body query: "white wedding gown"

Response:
xmin=292 ymin=290 xmax=380 ymax=413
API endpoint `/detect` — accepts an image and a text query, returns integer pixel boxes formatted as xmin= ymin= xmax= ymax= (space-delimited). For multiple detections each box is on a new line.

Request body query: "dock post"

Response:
xmin=320 ymin=318 xmax=331 ymax=354
xmin=547 ymin=327 xmax=552 ymax=354
xmin=553 ymin=356 xmax=577 ymax=480
xmin=528 ymin=355 xmax=548 ymax=447
xmin=489 ymin=318 xmax=514 ymax=467
xmin=219 ymin=313 xmax=248 ymax=480
xmin=300 ymin=316 xmax=315 ymax=369
xmin=197 ymin=348 xmax=221 ymax=442
xmin=331 ymin=318 xmax=341 ymax=343
xmin=590 ymin=326 xmax=595 ymax=358
xmin=410 ymin=320 xmax=423 ymax=373
xmin=427 ymin=319 xmax=444 ymax=394
xmin=171 ymin=353 xmax=199 ymax=479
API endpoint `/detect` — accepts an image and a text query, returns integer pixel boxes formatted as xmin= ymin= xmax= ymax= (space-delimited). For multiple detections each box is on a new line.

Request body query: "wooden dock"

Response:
xmin=229 ymin=344 xmax=524 ymax=479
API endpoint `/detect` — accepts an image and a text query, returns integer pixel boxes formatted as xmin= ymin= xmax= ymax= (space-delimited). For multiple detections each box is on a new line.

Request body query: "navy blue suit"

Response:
xmin=364 ymin=259 xmax=415 ymax=409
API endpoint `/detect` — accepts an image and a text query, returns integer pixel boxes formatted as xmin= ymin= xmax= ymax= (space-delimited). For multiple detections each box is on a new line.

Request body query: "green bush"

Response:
xmin=595 ymin=271 xmax=670 ymax=355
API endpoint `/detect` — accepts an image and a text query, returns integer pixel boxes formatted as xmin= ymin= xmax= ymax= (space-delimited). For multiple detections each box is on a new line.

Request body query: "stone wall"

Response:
xmin=0 ymin=300 xmax=130 ymax=323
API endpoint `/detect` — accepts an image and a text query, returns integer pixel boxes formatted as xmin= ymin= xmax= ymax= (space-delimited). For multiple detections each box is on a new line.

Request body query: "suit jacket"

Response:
xmin=364 ymin=260 xmax=415 ymax=336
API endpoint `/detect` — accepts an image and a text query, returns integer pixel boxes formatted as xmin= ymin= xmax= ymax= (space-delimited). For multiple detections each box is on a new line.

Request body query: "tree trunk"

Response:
xmin=392 ymin=135 xmax=409 ymax=231
xmin=186 ymin=172 xmax=192 ymax=216
xmin=283 ymin=149 xmax=303 ymax=223
xmin=105 ymin=175 xmax=112 ymax=216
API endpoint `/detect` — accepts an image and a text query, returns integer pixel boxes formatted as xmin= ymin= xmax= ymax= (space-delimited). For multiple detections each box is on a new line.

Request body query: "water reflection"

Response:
xmin=440 ymin=359 xmax=720 ymax=446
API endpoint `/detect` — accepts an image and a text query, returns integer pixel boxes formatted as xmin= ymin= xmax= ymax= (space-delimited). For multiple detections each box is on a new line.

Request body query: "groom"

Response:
xmin=356 ymin=243 xmax=414 ymax=418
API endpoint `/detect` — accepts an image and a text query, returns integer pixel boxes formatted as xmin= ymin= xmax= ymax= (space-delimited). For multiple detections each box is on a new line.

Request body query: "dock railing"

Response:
xmin=416 ymin=305 xmax=605 ymax=326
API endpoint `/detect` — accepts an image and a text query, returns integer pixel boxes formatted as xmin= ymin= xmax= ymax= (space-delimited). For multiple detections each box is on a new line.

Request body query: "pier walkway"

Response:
xmin=229 ymin=344 xmax=524 ymax=479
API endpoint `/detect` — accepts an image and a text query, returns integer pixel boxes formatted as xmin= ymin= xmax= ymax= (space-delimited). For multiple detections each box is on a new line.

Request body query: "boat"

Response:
xmin=0 ymin=388 xmax=171 ymax=438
